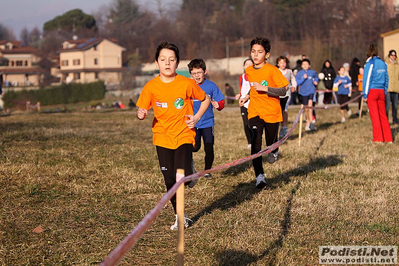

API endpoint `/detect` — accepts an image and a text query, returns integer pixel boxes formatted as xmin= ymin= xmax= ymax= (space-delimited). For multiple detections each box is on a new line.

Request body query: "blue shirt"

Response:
xmin=193 ymin=79 xmax=224 ymax=128
xmin=333 ymin=76 xmax=351 ymax=95
xmin=296 ymin=69 xmax=319 ymax=96
xmin=362 ymin=56 xmax=389 ymax=99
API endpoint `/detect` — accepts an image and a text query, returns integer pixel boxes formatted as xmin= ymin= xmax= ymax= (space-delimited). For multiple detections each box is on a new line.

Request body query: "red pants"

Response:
xmin=367 ymin=89 xmax=393 ymax=142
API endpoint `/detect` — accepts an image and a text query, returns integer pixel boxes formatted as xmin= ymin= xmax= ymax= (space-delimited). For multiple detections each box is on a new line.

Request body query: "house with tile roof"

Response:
xmin=0 ymin=40 xmax=42 ymax=87
xmin=58 ymin=37 xmax=126 ymax=84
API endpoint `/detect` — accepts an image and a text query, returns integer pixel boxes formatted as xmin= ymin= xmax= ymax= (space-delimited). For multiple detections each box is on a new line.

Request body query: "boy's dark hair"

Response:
xmin=155 ymin=41 xmax=180 ymax=63
xmin=276 ymin=55 xmax=290 ymax=69
xmin=302 ymin=58 xmax=311 ymax=65
xmin=250 ymin=37 xmax=271 ymax=54
xmin=243 ymin=58 xmax=254 ymax=66
xmin=187 ymin=58 xmax=206 ymax=72
xmin=366 ymin=44 xmax=378 ymax=58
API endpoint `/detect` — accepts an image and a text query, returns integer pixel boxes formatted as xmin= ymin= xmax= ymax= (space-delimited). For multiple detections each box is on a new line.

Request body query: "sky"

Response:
xmin=0 ymin=0 xmax=179 ymax=40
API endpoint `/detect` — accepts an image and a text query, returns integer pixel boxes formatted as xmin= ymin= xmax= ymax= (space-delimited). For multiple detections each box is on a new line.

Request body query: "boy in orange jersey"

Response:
xmin=136 ymin=41 xmax=210 ymax=230
xmin=239 ymin=37 xmax=289 ymax=189
xmin=356 ymin=67 xmax=364 ymax=115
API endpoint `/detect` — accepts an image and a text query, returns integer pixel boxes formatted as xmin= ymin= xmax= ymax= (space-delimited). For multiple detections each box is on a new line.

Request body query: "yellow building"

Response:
xmin=381 ymin=29 xmax=399 ymax=57
xmin=0 ymin=40 xmax=42 ymax=87
xmin=58 ymin=37 xmax=126 ymax=84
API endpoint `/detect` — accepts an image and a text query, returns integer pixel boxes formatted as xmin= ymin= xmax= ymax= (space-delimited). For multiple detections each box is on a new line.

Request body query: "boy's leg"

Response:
xmin=391 ymin=93 xmax=398 ymax=124
xmin=249 ymin=116 xmax=265 ymax=177
xmin=156 ymin=146 xmax=177 ymax=213
xmin=241 ymin=106 xmax=252 ymax=145
xmin=265 ymin=122 xmax=280 ymax=164
xmin=202 ymin=127 xmax=215 ymax=172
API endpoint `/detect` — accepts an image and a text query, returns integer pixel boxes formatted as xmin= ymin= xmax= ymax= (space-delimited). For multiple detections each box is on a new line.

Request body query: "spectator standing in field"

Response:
xmin=320 ymin=60 xmax=336 ymax=104
xmin=225 ymin=83 xmax=235 ymax=104
xmin=136 ymin=41 xmax=211 ymax=230
xmin=236 ymin=58 xmax=254 ymax=149
xmin=296 ymin=59 xmax=319 ymax=131
xmin=188 ymin=58 xmax=225 ymax=179
xmin=362 ymin=44 xmax=392 ymax=143
xmin=291 ymin=59 xmax=303 ymax=105
xmin=356 ymin=67 xmax=364 ymax=115
xmin=128 ymin=99 xmax=136 ymax=108
xmin=239 ymin=37 xmax=288 ymax=189
xmin=333 ymin=66 xmax=352 ymax=123
xmin=276 ymin=55 xmax=296 ymax=139
xmin=385 ymin=50 xmax=399 ymax=124
xmin=349 ymin=58 xmax=361 ymax=100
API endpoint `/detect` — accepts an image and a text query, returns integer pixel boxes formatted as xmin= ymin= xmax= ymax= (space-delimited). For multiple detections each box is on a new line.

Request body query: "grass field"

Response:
xmin=1 ymin=104 xmax=398 ymax=265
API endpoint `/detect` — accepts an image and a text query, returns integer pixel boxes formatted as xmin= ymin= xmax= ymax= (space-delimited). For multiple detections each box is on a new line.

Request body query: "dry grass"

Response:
xmin=0 ymin=104 xmax=398 ymax=265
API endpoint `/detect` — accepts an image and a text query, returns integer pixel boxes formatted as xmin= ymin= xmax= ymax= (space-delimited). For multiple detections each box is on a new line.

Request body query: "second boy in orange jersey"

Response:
xmin=239 ymin=37 xmax=289 ymax=189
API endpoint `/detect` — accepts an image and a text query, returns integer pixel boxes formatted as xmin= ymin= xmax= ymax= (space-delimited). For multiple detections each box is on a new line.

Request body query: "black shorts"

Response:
xmin=195 ymin=126 xmax=214 ymax=144
xmin=301 ymin=94 xmax=314 ymax=105
xmin=338 ymin=94 xmax=350 ymax=109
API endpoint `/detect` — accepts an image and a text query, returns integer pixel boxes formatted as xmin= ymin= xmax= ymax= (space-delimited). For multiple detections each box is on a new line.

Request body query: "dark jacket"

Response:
xmin=320 ymin=60 xmax=336 ymax=90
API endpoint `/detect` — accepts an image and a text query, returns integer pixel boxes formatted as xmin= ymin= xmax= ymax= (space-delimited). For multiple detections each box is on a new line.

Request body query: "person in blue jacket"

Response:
xmin=333 ymin=66 xmax=352 ymax=123
xmin=296 ymin=59 xmax=318 ymax=131
xmin=188 ymin=58 xmax=225 ymax=179
xmin=363 ymin=44 xmax=393 ymax=143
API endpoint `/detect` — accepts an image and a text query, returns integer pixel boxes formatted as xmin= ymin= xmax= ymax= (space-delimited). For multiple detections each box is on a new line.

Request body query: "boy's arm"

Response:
xmin=296 ymin=72 xmax=306 ymax=85
xmin=186 ymin=95 xmax=211 ymax=129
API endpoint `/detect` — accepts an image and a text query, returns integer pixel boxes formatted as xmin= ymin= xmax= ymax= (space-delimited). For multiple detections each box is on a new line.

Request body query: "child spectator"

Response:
xmin=239 ymin=37 xmax=288 ymax=189
xmin=236 ymin=58 xmax=254 ymax=149
xmin=188 ymin=58 xmax=225 ymax=179
xmin=276 ymin=55 xmax=296 ymax=139
xmin=320 ymin=60 xmax=336 ymax=104
xmin=333 ymin=67 xmax=352 ymax=123
xmin=356 ymin=67 xmax=364 ymax=115
xmin=296 ymin=59 xmax=319 ymax=131
xmin=136 ymin=41 xmax=211 ymax=230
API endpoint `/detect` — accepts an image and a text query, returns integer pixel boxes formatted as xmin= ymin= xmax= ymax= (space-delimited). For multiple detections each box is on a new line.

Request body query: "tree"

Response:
xmin=43 ymin=9 xmax=97 ymax=34
xmin=0 ymin=23 xmax=16 ymax=40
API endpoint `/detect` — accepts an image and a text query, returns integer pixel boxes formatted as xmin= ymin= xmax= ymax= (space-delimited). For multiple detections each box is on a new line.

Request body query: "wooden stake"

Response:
xmin=299 ymin=105 xmax=303 ymax=146
xmin=176 ymin=169 xmax=185 ymax=266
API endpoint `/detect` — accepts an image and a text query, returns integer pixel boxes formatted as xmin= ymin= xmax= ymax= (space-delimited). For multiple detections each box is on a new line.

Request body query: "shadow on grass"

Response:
xmin=191 ymin=154 xmax=343 ymax=226
xmin=391 ymin=125 xmax=399 ymax=141
xmin=215 ymin=182 xmax=301 ymax=266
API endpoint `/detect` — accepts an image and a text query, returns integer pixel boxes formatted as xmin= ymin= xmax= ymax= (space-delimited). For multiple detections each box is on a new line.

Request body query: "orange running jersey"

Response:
xmin=358 ymin=74 xmax=363 ymax=92
xmin=137 ymin=74 xmax=206 ymax=149
xmin=246 ymin=63 xmax=289 ymax=123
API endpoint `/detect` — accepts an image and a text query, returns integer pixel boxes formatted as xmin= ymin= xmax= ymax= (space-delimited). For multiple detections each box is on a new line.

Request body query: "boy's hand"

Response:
xmin=252 ymin=82 xmax=268 ymax=92
xmin=235 ymin=94 xmax=240 ymax=100
xmin=338 ymin=80 xmax=342 ymax=85
xmin=211 ymin=100 xmax=219 ymax=109
xmin=303 ymin=74 xmax=308 ymax=79
xmin=185 ymin=115 xmax=196 ymax=129
xmin=137 ymin=108 xmax=147 ymax=120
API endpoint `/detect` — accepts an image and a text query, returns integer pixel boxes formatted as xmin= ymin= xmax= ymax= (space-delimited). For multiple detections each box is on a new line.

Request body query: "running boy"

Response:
xmin=239 ymin=37 xmax=289 ymax=189
xmin=136 ymin=42 xmax=210 ymax=230
xmin=333 ymin=66 xmax=352 ymax=123
xmin=296 ymin=59 xmax=319 ymax=131
xmin=188 ymin=58 xmax=225 ymax=178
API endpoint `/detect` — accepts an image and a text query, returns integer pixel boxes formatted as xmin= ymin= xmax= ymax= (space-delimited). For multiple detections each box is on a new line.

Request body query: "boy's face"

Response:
xmin=359 ymin=68 xmax=364 ymax=75
xmin=301 ymin=61 xmax=310 ymax=70
xmin=155 ymin=48 xmax=179 ymax=78
xmin=338 ymin=67 xmax=345 ymax=76
xmin=243 ymin=60 xmax=253 ymax=70
xmin=251 ymin=44 xmax=269 ymax=67
xmin=190 ymin=67 xmax=207 ymax=84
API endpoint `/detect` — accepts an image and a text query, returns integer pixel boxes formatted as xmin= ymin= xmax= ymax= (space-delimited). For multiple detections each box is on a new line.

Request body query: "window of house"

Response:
xmin=11 ymin=61 xmax=14 ymax=66
xmin=73 ymin=59 xmax=81 ymax=65
xmin=61 ymin=60 xmax=69 ymax=66
xmin=94 ymin=58 xmax=98 ymax=65
xmin=5 ymin=44 xmax=10 ymax=50
xmin=95 ymin=72 xmax=99 ymax=79
xmin=93 ymin=45 xmax=97 ymax=51
xmin=24 ymin=60 xmax=28 ymax=66
xmin=74 ymin=73 xmax=81 ymax=80
xmin=16 ymin=60 xmax=23 ymax=66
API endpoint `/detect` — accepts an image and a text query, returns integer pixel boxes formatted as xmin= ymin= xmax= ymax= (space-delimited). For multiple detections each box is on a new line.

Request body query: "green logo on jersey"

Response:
xmin=174 ymin=98 xmax=184 ymax=109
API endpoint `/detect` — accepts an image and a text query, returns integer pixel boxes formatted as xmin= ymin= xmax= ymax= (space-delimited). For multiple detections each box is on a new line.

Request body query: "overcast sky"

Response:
xmin=0 ymin=0 xmax=179 ymax=39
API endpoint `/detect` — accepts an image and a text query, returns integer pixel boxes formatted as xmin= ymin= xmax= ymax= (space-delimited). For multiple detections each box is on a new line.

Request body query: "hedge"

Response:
xmin=2 ymin=81 xmax=105 ymax=108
